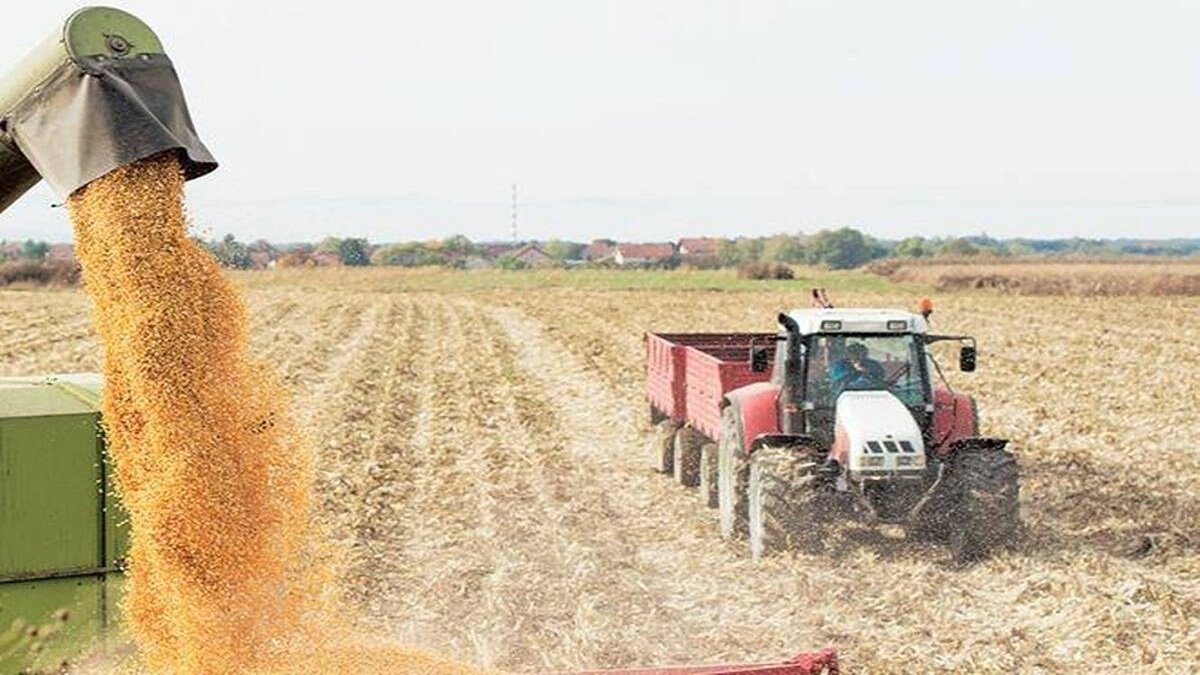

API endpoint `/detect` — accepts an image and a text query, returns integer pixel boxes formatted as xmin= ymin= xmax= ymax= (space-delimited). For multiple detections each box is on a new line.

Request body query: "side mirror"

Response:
xmin=959 ymin=345 xmax=976 ymax=372
xmin=750 ymin=346 xmax=770 ymax=373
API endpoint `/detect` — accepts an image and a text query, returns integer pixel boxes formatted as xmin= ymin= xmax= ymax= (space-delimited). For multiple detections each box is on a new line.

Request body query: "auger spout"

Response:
xmin=0 ymin=6 xmax=216 ymax=216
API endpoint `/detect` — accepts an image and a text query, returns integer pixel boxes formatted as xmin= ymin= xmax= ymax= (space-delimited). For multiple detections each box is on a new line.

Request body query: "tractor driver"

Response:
xmin=831 ymin=342 xmax=885 ymax=394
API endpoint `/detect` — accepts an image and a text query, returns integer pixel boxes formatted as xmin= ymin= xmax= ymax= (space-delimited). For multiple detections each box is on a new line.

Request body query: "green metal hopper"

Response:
xmin=0 ymin=374 xmax=127 ymax=673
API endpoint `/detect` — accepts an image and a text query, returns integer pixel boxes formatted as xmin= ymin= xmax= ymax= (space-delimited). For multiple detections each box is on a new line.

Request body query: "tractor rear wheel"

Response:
xmin=650 ymin=419 xmax=679 ymax=473
xmin=947 ymin=444 xmax=1019 ymax=563
xmin=673 ymin=427 xmax=703 ymax=487
xmin=717 ymin=406 xmax=749 ymax=540
xmin=748 ymin=446 xmax=822 ymax=559
xmin=699 ymin=443 xmax=719 ymax=508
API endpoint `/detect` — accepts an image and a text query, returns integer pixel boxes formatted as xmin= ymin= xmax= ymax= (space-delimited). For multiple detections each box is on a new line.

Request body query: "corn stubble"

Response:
xmin=67 ymin=153 xmax=484 ymax=674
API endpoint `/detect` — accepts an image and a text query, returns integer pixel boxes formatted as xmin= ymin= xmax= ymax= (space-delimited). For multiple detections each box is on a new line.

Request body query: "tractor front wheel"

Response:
xmin=748 ymin=446 xmax=823 ymax=559
xmin=947 ymin=443 xmax=1020 ymax=563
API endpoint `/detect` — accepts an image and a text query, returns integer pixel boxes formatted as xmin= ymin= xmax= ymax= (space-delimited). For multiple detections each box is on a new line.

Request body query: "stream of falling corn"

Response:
xmin=67 ymin=153 xmax=486 ymax=674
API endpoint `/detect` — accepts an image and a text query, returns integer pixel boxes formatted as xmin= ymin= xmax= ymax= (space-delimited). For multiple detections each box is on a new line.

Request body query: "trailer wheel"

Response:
xmin=717 ymin=406 xmax=749 ymax=540
xmin=947 ymin=444 xmax=1020 ymax=563
xmin=649 ymin=404 xmax=666 ymax=426
xmin=749 ymin=446 xmax=822 ymax=559
xmin=650 ymin=420 xmax=679 ymax=473
xmin=673 ymin=427 xmax=703 ymax=487
xmin=699 ymin=443 xmax=719 ymax=508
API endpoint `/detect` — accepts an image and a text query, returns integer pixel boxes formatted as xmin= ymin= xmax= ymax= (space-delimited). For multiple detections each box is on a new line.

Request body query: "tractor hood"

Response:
xmin=833 ymin=390 xmax=926 ymax=478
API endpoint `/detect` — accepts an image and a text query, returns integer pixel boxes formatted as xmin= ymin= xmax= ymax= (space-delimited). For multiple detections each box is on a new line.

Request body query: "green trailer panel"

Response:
xmin=0 ymin=576 xmax=105 ymax=675
xmin=102 ymin=573 xmax=127 ymax=649
xmin=43 ymin=376 xmax=132 ymax=569
xmin=104 ymin=465 xmax=130 ymax=569
xmin=0 ymin=413 xmax=103 ymax=579
xmin=0 ymin=375 xmax=125 ymax=673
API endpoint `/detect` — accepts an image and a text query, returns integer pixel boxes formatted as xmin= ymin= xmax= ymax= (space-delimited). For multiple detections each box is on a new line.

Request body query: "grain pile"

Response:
xmin=66 ymin=153 xmax=484 ymax=674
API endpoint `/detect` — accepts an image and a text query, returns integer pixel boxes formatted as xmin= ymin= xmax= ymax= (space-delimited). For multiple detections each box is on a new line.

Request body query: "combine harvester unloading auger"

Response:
xmin=0 ymin=7 xmax=837 ymax=674
xmin=0 ymin=7 xmax=216 ymax=214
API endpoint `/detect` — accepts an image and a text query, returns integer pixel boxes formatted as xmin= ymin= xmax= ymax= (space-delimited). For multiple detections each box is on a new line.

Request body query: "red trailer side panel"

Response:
xmin=646 ymin=333 xmax=775 ymax=441
xmin=645 ymin=333 xmax=688 ymax=422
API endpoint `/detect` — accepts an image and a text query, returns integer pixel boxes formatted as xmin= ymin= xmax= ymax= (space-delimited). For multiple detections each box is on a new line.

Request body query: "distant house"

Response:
xmin=510 ymin=243 xmax=554 ymax=268
xmin=248 ymin=251 xmax=274 ymax=269
xmin=613 ymin=243 xmax=677 ymax=266
xmin=0 ymin=242 xmax=21 ymax=260
xmin=463 ymin=256 xmax=491 ymax=270
xmin=311 ymin=251 xmax=341 ymax=267
xmin=47 ymin=244 xmax=77 ymax=264
xmin=677 ymin=237 xmax=719 ymax=260
xmin=480 ymin=242 xmax=523 ymax=260
xmin=583 ymin=239 xmax=614 ymax=262
xmin=247 ymin=240 xmax=276 ymax=269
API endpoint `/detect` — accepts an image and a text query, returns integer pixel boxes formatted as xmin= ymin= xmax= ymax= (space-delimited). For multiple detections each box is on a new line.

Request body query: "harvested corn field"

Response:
xmin=1 ymin=272 xmax=1198 ymax=672
xmin=869 ymin=259 xmax=1200 ymax=296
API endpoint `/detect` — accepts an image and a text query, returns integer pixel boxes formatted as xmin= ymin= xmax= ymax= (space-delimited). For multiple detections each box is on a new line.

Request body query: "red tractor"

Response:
xmin=646 ymin=293 xmax=1019 ymax=562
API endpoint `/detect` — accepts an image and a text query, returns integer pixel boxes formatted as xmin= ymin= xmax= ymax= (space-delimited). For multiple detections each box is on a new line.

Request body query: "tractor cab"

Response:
xmin=767 ymin=308 xmax=935 ymax=450
xmin=742 ymin=298 xmax=1010 ymax=552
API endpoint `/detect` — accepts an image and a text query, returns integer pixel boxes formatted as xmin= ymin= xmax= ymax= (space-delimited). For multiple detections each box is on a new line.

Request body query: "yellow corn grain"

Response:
xmin=68 ymin=153 xmax=486 ymax=675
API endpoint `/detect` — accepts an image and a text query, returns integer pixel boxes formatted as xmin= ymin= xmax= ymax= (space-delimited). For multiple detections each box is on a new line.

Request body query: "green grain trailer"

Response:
xmin=0 ymin=374 xmax=127 ymax=673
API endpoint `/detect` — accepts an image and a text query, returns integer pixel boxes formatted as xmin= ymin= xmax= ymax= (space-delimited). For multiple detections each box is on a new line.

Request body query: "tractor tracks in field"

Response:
xmin=295 ymin=296 xmax=407 ymax=535
xmin=479 ymin=302 xmax=807 ymax=670
xmin=322 ymin=295 xmax=713 ymax=670
xmin=350 ymin=298 xmax=580 ymax=667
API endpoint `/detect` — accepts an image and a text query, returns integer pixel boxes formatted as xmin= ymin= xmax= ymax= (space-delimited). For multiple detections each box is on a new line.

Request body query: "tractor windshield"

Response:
xmin=805 ymin=334 xmax=928 ymax=408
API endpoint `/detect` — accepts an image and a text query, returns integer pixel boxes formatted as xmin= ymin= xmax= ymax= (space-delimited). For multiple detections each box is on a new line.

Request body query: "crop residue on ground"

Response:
xmin=8 ymin=240 xmax=1199 ymax=670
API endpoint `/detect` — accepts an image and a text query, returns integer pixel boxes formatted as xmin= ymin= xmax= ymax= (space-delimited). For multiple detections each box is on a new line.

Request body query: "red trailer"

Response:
xmin=645 ymin=332 xmax=777 ymax=504
xmin=645 ymin=332 xmax=775 ymax=438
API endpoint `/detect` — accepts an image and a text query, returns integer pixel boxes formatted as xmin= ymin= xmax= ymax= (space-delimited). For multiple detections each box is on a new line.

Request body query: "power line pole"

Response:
xmin=510 ymin=183 xmax=518 ymax=242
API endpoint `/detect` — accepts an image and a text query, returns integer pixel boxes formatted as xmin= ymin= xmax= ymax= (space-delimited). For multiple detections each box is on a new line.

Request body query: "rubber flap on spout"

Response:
xmin=4 ymin=52 xmax=216 ymax=199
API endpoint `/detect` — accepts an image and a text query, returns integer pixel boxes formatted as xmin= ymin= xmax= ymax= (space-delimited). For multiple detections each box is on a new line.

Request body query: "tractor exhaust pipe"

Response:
xmin=0 ymin=6 xmax=216 ymax=216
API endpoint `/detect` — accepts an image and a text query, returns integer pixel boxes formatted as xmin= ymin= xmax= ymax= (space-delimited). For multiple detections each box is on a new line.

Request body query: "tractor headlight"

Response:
xmin=861 ymin=456 xmax=885 ymax=467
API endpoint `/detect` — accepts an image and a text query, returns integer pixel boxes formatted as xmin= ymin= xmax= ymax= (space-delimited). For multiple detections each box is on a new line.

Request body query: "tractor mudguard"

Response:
xmin=723 ymin=382 xmax=781 ymax=455
xmin=930 ymin=388 xmax=978 ymax=456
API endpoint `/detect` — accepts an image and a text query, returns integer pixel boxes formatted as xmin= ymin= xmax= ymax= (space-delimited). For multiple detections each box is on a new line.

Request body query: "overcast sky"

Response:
xmin=2 ymin=1 xmax=1199 ymax=243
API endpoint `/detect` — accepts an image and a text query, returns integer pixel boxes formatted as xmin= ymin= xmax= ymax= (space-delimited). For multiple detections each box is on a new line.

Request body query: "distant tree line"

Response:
xmin=0 ymin=240 xmax=51 ymax=261
xmin=707 ymin=231 xmax=1200 ymax=269
xmin=194 ymin=230 xmax=1200 ymax=271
